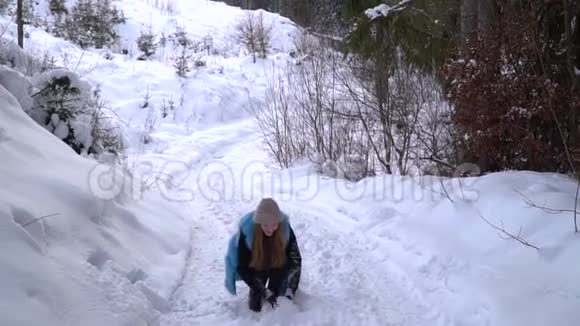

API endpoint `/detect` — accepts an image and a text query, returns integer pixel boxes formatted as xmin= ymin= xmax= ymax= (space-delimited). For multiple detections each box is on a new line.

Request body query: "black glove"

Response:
xmin=265 ymin=290 xmax=278 ymax=308
xmin=251 ymin=277 xmax=267 ymax=297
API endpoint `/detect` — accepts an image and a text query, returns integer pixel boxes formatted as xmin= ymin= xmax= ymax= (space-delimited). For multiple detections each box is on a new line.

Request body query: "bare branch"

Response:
xmin=419 ymin=156 xmax=455 ymax=170
xmin=516 ymin=189 xmax=580 ymax=215
xmin=438 ymin=177 xmax=454 ymax=204
xmin=410 ymin=7 xmax=434 ymax=21
xmin=478 ymin=212 xmax=540 ymax=251
xmin=22 ymin=213 xmax=61 ymax=228
xmin=575 ymin=179 xmax=579 ymax=233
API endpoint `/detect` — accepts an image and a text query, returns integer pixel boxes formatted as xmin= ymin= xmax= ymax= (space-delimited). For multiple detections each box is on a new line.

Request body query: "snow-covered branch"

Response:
xmin=365 ymin=0 xmax=415 ymax=21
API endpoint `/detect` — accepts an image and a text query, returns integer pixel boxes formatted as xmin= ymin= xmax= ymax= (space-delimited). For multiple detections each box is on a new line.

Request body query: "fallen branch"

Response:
xmin=516 ymin=189 xmax=580 ymax=217
xmin=478 ymin=212 xmax=540 ymax=251
xmin=22 ymin=213 xmax=60 ymax=228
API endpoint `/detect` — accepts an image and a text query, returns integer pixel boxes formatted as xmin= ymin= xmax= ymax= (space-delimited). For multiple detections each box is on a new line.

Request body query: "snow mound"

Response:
xmin=0 ymin=83 xmax=191 ymax=326
xmin=276 ymin=166 xmax=580 ymax=326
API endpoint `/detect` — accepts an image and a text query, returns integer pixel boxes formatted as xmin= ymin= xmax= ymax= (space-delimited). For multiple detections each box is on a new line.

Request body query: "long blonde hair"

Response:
xmin=249 ymin=224 xmax=287 ymax=271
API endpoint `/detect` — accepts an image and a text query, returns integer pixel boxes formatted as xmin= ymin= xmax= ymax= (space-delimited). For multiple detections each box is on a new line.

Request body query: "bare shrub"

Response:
xmin=249 ymin=64 xmax=298 ymax=167
xmin=234 ymin=11 xmax=272 ymax=63
xmin=250 ymin=32 xmax=374 ymax=181
xmin=336 ymin=48 xmax=457 ymax=177
xmin=251 ymin=29 xmax=457 ymax=180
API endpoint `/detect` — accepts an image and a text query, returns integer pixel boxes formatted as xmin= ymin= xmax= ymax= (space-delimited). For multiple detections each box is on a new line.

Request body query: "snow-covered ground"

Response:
xmin=0 ymin=74 xmax=191 ymax=326
xmin=1 ymin=0 xmax=580 ymax=326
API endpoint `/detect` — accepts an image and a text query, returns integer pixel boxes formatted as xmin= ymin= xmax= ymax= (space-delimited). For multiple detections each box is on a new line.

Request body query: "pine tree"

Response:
xmin=94 ymin=0 xmax=117 ymax=48
xmin=62 ymin=0 xmax=125 ymax=49
xmin=66 ymin=0 xmax=94 ymax=47
xmin=173 ymin=45 xmax=190 ymax=78
xmin=344 ymin=0 xmax=457 ymax=72
xmin=137 ymin=28 xmax=157 ymax=59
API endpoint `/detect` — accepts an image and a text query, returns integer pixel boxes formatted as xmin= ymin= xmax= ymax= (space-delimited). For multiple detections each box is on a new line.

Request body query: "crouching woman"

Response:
xmin=225 ymin=198 xmax=302 ymax=312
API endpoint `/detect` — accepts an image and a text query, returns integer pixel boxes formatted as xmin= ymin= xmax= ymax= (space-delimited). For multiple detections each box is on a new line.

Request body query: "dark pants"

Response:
xmin=249 ymin=267 xmax=289 ymax=312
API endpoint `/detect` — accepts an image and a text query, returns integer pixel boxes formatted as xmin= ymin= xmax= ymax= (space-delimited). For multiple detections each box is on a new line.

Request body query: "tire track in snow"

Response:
xmin=166 ymin=223 xmax=194 ymax=302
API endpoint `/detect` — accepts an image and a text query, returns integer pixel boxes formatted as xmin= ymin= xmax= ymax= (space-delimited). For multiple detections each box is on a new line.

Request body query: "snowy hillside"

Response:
xmin=0 ymin=81 xmax=191 ymax=325
xmin=1 ymin=0 xmax=580 ymax=326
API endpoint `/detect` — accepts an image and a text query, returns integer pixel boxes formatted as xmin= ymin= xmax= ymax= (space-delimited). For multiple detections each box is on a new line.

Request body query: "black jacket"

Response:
xmin=237 ymin=227 xmax=301 ymax=296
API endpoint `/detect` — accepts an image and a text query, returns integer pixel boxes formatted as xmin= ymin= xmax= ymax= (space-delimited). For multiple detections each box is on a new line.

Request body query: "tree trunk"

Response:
xmin=477 ymin=0 xmax=496 ymax=33
xmin=375 ymin=26 xmax=393 ymax=174
xmin=570 ymin=0 xmax=580 ymax=87
xmin=571 ymin=3 xmax=580 ymax=153
xmin=564 ymin=0 xmax=579 ymax=159
xmin=461 ymin=0 xmax=478 ymax=41
xmin=17 ymin=0 xmax=24 ymax=48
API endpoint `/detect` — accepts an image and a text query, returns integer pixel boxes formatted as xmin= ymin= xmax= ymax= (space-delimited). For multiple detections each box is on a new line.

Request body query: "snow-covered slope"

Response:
xmin=1 ymin=0 xmax=579 ymax=326
xmin=0 ymin=80 xmax=192 ymax=325
xmin=0 ymin=0 xmax=299 ymax=154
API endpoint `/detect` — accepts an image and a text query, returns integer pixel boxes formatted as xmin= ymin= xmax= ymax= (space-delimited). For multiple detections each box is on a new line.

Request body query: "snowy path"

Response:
xmin=3 ymin=0 xmax=579 ymax=325
xmin=157 ymin=120 xmax=445 ymax=326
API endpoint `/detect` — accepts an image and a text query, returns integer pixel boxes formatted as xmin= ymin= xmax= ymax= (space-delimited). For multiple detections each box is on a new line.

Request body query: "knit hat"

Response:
xmin=253 ymin=198 xmax=282 ymax=225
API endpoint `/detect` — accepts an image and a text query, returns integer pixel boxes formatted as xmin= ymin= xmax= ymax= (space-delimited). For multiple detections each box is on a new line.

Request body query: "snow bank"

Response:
xmin=0 ymin=64 xmax=34 ymax=110
xmin=0 ymin=83 xmax=191 ymax=326
xmin=0 ymin=39 xmax=36 ymax=72
xmin=269 ymin=164 xmax=580 ymax=326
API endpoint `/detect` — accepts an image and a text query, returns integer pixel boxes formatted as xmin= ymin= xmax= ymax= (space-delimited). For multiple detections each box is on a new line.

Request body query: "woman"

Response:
xmin=225 ymin=198 xmax=302 ymax=312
